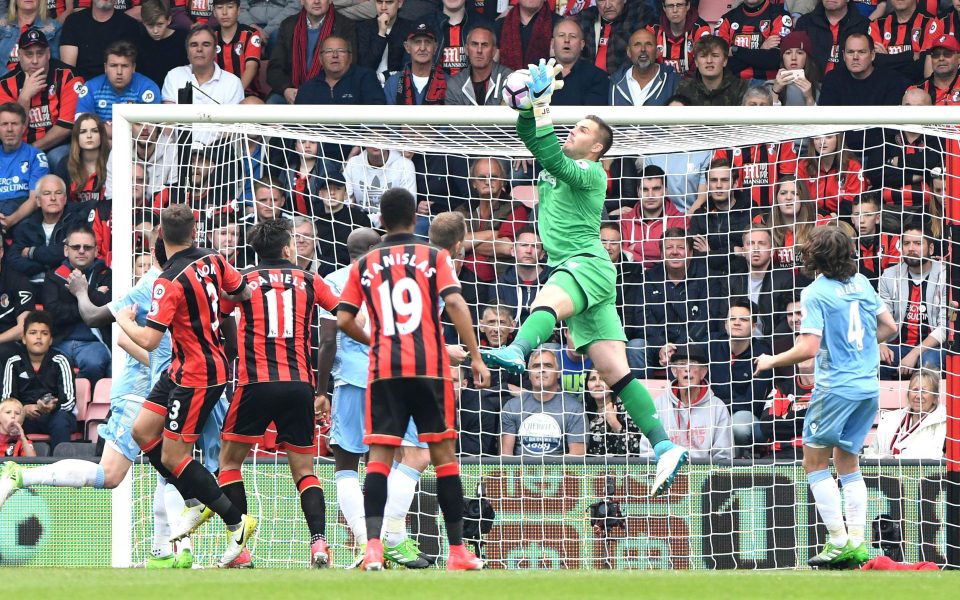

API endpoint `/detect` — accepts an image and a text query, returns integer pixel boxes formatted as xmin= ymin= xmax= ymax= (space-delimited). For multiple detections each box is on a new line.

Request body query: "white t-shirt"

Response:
xmin=343 ymin=149 xmax=417 ymax=227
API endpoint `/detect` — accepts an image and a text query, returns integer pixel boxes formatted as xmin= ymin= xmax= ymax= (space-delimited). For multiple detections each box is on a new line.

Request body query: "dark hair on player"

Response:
xmin=428 ymin=211 xmax=466 ymax=252
xmin=379 ymin=188 xmax=417 ymax=231
xmin=24 ymin=310 xmax=53 ymax=333
xmin=160 ymin=204 xmax=197 ymax=246
xmin=65 ymin=223 xmax=96 ymax=242
xmin=802 ymin=226 xmax=857 ymax=281
xmin=585 ymin=114 xmax=613 ymax=158
xmin=105 ymin=40 xmax=137 ymax=63
xmin=248 ymin=218 xmax=292 ymax=260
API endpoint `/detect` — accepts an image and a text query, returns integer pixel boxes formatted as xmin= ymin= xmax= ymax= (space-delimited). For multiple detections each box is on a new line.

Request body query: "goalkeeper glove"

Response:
xmin=524 ymin=58 xmax=564 ymax=129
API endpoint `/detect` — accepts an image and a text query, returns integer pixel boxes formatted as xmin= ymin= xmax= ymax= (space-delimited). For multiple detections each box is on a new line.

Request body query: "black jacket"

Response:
xmin=494 ymin=265 xmax=551 ymax=325
xmin=0 ymin=266 xmax=35 ymax=333
xmin=708 ymin=335 xmax=773 ymax=417
xmin=688 ymin=195 xmax=752 ymax=266
xmin=7 ymin=212 xmax=75 ymax=278
xmin=1 ymin=344 xmax=76 ymax=412
xmin=553 ymin=58 xmax=610 ymax=106
xmin=293 ymin=65 xmax=387 ymax=105
xmin=818 ymin=65 xmax=909 ymax=107
xmin=355 ymin=16 xmax=415 ymax=78
xmin=726 ymin=257 xmax=810 ymax=339
xmin=639 ymin=257 xmax=726 ymax=354
xmin=41 ymin=259 xmax=112 ymax=344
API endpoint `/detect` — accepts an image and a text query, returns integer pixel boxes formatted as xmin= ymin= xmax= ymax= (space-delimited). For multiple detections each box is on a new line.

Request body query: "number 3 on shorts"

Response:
xmin=168 ymin=399 xmax=181 ymax=421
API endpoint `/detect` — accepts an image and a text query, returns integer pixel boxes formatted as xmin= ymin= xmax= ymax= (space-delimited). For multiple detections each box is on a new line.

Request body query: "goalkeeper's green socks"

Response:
xmin=511 ymin=306 xmax=557 ymax=358
xmin=611 ymin=375 xmax=671 ymax=453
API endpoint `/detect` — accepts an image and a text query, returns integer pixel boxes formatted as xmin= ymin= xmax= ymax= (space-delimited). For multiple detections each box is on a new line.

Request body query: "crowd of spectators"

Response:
xmin=0 ymin=0 xmax=953 ymax=458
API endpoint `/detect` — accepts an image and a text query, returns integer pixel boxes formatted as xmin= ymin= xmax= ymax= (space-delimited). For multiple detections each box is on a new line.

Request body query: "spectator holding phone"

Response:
xmin=0 ymin=310 xmax=76 ymax=451
xmin=770 ymin=32 xmax=820 ymax=106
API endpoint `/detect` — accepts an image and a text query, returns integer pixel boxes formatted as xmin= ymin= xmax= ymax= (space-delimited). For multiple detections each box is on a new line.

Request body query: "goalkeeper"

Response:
xmin=483 ymin=59 xmax=688 ymax=496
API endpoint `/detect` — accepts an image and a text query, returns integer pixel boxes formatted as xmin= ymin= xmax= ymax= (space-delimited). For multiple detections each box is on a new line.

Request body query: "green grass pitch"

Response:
xmin=5 ymin=569 xmax=956 ymax=599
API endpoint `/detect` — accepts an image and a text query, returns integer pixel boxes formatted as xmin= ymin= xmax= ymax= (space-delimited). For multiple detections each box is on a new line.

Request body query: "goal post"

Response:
xmin=109 ymin=104 xmax=959 ymax=569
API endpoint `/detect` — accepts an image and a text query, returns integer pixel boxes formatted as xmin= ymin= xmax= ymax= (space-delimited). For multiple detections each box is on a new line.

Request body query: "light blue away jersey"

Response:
xmin=799 ymin=273 xmax=886 ymax=399
xmin=322 ymin=265 xmax=369 ymax=389
xmin=108 ymin=266 xmax=172 ymax=393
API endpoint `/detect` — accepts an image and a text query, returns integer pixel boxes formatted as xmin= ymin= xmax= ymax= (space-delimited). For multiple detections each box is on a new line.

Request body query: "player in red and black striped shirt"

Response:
xmin=0 ymin=29 xmax=82 ymax=148
xmin=117 ymin=204 xmax=257 ymax=568
xmin=337 ymin=189 xmax=489 ymax=571
xmin=216 ymin=219 xmax=339 ymax=567
xmin=213 ymin=0 xmax=263 ymax=98
xmin=868 ymin=0 xmax=941 ymax=56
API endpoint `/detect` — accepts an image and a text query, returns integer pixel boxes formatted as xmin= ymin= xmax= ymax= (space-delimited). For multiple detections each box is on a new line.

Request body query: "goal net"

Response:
xmin=111 ymin=105 xmax=959 ymax=570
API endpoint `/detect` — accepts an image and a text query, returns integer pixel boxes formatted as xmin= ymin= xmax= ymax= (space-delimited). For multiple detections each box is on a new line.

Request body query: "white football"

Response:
xmin=502 ymin=69 xmax=531 ymax=111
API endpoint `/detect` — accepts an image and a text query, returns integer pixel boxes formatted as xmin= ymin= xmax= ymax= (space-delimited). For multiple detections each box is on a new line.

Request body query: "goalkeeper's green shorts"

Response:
xmin=548 ymin=256 xmax=626 ymax=353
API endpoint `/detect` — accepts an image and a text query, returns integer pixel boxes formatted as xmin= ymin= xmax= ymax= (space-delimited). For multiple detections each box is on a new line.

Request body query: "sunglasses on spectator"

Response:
xmin=931 ymin=49 xmax=957 ymax=58
xmin=67 ymin=244 xmax=96 ymax=251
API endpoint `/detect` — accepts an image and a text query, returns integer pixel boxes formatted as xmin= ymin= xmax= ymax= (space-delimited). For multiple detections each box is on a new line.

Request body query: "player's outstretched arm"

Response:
xmin=444 ymin=291 xmax=490 ymax=389
xmin=754 ymin=333 xmax=820 ymax=374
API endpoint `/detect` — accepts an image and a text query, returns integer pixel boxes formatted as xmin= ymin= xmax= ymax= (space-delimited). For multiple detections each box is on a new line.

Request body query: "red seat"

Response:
xmin=74 ymin=378 xmax=92 ymax=421
xmin=84 ymin=403 xmax=111 ymax=443
xmin=92 ymin=378 xmax=112 ymax=405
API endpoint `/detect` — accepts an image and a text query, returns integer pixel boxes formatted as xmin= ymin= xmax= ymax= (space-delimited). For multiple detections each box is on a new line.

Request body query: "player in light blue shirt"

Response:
xmin=75 ymin=41 xmax=161 ymax=124
xmin=317 ymin=227 xmax=433 ymax=569
xmin=755 ymin=227 xmax=897 ymax=570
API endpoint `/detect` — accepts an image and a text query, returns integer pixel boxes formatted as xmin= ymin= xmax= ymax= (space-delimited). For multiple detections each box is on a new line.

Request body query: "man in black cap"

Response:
xmin=383 ymin=19 xmax=446 ymax=105
xmin=0 ymin=29 xmax=83 ymax=179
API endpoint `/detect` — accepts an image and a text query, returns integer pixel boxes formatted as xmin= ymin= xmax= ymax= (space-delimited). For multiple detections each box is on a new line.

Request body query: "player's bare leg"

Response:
xmin=426 ymin=438 xmax=483 ymax=570
xmin=287 ymin=450 xmax=329 ymax=568
xmin=362 ymin=444 xmax=397 ymax=571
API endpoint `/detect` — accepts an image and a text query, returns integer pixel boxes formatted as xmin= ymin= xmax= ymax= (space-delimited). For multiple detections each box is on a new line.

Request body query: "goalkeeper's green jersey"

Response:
xmin=516 ymin=113 xmax=608 ymax=269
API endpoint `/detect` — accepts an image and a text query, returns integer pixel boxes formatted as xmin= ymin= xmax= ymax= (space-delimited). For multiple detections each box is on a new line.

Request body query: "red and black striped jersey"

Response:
xmin=714 ymin=141 xmax=798 ymax=207
xmin=942 ymin=10 xmax=960 ymax=39
xmin=868 ymin=9 xmax=941 ymax=55
xmin=222 ymin=260 xmax=338 ymax=386
xmin=172 ymin=0 xmax=213 ymax=23
xmin=0 ymin=60 xmax=83 ymax=144
xmin=900 ymin=279 xmax=929 ymax=346
xmin=46 ymin=0 xmax=69 ymax=18
xmin=70 ymin=172 xmax=104 ymax=204
xmin=857 ymin=233 xmax=900 ymax=282
xmin=913 ymin=75 xmax=960 ymax=105
xmin=146 ymin=246 xmax=246 ymax=388
xmin=796 ymin=157 xmax=866 ymax=215
xmin=74 ymin=0 xmax=139 ymax=10
xmin=648 ymin=20 xmax=713 ymax=76
xmin=215 ymin=24 xmax=263 ymax=83
xmin=715 ymin=0 xmax=793 ymax=80
xmin=339 ymin=233 xmax=460 ymax=382
xmin=439 ymin=23 xmax=467 ymax=75
xmin=79 ymin=198 xmax=112 ymax=266
xmin=2 ymin=436 xmax=26 ymax=457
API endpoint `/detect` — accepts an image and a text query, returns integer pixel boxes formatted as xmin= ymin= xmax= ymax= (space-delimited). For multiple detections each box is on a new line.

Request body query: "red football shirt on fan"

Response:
xmin=339 ymin=233 xmax=459 ymax=382
xmin=221 ymin=259 xmax=338 ymax=386
xmin=147 ymin=246 xmax=246 ymax=387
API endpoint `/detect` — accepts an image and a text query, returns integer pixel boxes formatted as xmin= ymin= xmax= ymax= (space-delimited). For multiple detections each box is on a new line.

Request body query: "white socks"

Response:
xmin=335 ymin=470 xmax=367 ymax=545
xmin=383 ymin=463 xmax=420 ymax=547
xmin=21 ymin=460 xmax=105 ymax=488
xmin=152 ymin=478 xmax=173 ymax=557
xmin=840 ymin=471 xmax=868 ymax=546
xmin=809 ymin=469 xmax=848 ymax=547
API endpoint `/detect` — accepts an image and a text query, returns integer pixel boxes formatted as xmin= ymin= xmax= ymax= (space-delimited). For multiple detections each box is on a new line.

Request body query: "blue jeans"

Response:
xmin=23 ymin=408 xmax=77 ymax=450
xmin=56 ymin=340 xmax=111 ymax=382
xmin=879 ymin=343 xmax=944 ymax=380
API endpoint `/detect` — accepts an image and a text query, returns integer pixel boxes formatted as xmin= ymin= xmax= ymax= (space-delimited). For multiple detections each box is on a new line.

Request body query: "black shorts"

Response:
xmin=223 ymin=381 xmax=316 ymax=454
xmin=365 ymin=377 xmax=455 ymax=447
xmin=144 ymin=372 xmax=226 ymax=443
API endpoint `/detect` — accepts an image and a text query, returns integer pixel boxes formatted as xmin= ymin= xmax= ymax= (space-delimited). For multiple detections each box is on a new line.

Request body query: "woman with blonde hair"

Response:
xmin=866 ymin=369 xmax=946 ymax=459
xmin=0 ymin=0 xmax=64 ymax=71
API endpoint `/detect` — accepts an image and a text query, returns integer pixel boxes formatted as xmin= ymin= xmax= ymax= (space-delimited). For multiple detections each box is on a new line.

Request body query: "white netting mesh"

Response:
xmin=119 ymin=112 xmax=957 ymax=570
